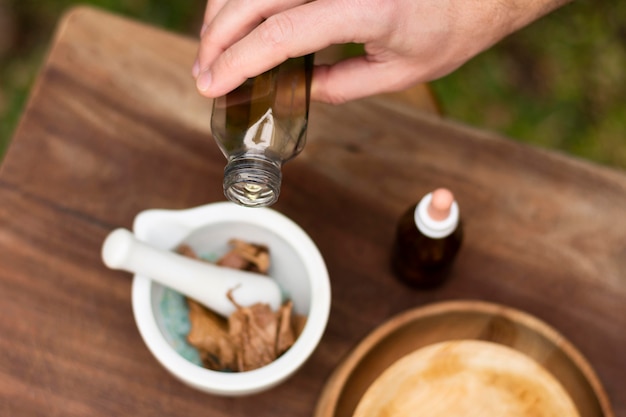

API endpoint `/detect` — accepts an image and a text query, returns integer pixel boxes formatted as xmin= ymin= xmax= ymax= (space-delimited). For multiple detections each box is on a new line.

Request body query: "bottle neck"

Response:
xmin=223 ymin=154 xmax=282 ymax=208
xmin=414 ymin=192 xmax=460 ymax=238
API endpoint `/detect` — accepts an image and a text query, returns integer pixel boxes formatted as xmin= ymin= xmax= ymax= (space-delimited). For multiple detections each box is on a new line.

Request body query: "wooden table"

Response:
xmin=1 ymin=6 xmax=624 ymax=417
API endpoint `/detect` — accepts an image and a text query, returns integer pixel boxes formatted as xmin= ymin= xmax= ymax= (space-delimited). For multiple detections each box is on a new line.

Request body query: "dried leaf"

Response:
xmin=186 ymin=299 xmax=237 ymax=370
xmin=276 ymin=301 xmax=296 ymax=356
xmin=219 ymin=239 xmax=270 ymax=274
xmin=180 ymin=239 xmax=303 ymax=372
xmin=227 ymin=290 xmax=278 ymax=371
xmin=293 ymin=314 xmax=308 ymax=338
xmin=176 ymin=244 xmax=200 ymax=259
xmin=216 ymin=250 xmax=249 ymax=270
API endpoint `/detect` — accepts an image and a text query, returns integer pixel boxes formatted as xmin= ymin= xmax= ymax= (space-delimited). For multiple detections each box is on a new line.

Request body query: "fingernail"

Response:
xmin=192 ymin=60 xmax=200 ymax=78
xmin=196 ymin=70 xmax=212 ymax=92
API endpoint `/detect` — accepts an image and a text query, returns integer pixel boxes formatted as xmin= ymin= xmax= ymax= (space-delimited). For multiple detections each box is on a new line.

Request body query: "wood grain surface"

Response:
xmin=0 ymin=6 xmax=625 ymax=417
xmin=353 ymin=340 xmax=580 ymax=417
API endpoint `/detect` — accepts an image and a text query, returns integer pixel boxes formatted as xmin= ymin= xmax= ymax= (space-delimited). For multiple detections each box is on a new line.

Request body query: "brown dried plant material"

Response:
xmin=276 ymin=301 xmax=297 ymax=356
xmin=293 ymin=314 xmax=308 ymax=338
xmin=217 ymin=239 xmax=270 ymax=274
xmin=186 ymin=299 xmax=237 ymax=370
xmin=228 ymin=292 xmax=280 ymax=371
xmin=176 ymin=244 xmax=200 ymax=260
xmin=178 ymin=241 xmax=307 ymax=372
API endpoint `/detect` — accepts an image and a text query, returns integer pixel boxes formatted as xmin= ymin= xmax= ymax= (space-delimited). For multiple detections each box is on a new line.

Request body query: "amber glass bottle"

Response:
xmin=391 ymin=188 xmax=463 ymax=289
xmin=211 ymin=55 xmax=313 ymax=207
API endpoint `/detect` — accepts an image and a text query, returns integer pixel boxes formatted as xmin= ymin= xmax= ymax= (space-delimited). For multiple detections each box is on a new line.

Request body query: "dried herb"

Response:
xmin=177 ymin=240 xmax=306 ymax=372
xmin=217 ymin=239 xmax=270 ymax=274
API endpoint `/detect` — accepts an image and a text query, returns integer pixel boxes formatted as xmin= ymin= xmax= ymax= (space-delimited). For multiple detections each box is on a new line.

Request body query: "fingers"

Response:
xmin=195 ymin=0 xmax=380 ymax=98
xmin=311 ymin=56 xmax=421 ymax=104
xmin=200 ymin=0 xmax=299 ymax=67
xmin=202 ymin=0 xmax=228 ymax=29
xmin=193 ymin=0 xmax=228 ymax=77
xmin=194 ymin=0 xmax=309 ymax=87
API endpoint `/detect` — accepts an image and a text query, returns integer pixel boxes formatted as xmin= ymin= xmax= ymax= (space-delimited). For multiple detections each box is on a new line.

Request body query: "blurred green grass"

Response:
xmin=1 ymin=0 xmax=625 ymax=169
xmin=430 ymin=0 xmax=626 ymax=169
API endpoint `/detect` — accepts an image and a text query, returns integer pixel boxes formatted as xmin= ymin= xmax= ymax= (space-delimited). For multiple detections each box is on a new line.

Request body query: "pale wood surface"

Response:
xmin=1 ymin=6 xmax=625 ymax=417
xmin=355 ymin=340 xmax=578 ymax=417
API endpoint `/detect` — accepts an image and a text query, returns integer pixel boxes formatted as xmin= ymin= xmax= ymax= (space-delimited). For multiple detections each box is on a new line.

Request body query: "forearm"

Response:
xmin=444 ymin=0 xmax=572 ymax=68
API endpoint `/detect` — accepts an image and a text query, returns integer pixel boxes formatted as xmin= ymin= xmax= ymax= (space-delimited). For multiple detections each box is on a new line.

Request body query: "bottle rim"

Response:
xmin=223 ymin=156 xmax=282 ymax=208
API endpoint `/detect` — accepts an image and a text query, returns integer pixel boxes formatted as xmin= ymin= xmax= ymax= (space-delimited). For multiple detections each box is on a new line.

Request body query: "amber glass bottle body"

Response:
xmin=391 ymin=204 xmax=463 ymax=289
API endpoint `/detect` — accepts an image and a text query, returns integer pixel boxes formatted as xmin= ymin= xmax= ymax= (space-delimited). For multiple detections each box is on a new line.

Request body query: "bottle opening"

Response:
xmin=223 ymin=156 xmax=281 ymax=208
xmin=225 ymin=181 xmax=277 ymax=207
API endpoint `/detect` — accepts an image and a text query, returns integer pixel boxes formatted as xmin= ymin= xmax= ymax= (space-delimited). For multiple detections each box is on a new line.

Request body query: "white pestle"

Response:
xmin=101 ymin=228 xmax=283 ymax=317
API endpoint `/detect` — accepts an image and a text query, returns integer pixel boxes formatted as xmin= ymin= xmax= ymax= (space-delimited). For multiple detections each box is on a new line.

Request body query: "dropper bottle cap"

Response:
xmin=415 ymin=188 xmax=459 ymax=239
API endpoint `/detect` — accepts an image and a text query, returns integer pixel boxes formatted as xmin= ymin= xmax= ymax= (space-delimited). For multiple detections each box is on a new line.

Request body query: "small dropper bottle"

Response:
xmin=210 ymin=55 xmax=313 ymax=207
xmin=391 ymin=188 xmax=463 ymax=288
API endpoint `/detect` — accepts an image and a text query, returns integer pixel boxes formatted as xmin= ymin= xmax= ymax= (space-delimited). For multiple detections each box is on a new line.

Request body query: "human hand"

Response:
xmin=193 ymin=0 xmax=569 ymax=104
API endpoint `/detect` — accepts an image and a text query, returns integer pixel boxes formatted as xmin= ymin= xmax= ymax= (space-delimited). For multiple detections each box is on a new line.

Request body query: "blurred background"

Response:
xmin=1 ymin=0 xmax=624 ymax=168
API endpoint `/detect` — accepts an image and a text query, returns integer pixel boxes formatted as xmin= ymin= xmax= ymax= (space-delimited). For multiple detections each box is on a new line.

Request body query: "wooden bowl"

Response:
xmin=314 ymin=300 xmax=613 ymax=417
